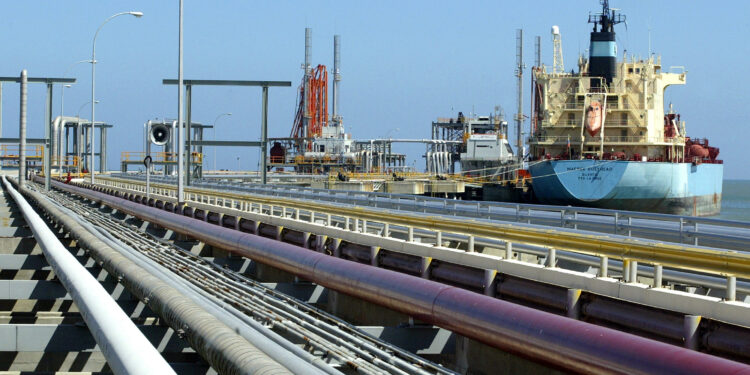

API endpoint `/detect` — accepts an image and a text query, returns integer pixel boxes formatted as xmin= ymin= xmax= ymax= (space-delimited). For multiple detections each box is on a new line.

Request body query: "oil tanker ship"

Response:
xmin=527 ymin=0 xmax=723 ymax=216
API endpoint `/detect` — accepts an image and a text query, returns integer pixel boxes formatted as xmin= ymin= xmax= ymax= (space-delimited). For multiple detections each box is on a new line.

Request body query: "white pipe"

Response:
xmin=171 ymin=120 xmax=178 ymax=175
xmin=2 ymin=177 xmax=175 ymax=375
xmin=53 ymin=116 xmax=86 ymax=176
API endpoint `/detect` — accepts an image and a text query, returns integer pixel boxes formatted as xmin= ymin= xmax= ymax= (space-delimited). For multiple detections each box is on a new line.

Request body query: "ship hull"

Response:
xmin=528 ymin=160 xmax=723 ymax=216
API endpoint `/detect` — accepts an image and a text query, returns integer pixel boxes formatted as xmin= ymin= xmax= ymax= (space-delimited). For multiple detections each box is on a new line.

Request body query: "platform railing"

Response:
xmin=106 ymin=173 xmax=750 ymax=251
xmin=95 ymin=175 xmax=750 ymax=290
xmin=121 ymin=151 xmax=202 ymax=164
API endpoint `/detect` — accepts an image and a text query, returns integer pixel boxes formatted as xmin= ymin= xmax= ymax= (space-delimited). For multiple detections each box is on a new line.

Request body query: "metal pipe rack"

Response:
xmin=3 ymin=177 xmax=175 ymax=375
xmin=115 ymin=173 xmax=750 ymax=251
xmin=97 ymin=175 xmax=750 ymax=280
xmin=41 ymin=177 xmax=750 ymax=375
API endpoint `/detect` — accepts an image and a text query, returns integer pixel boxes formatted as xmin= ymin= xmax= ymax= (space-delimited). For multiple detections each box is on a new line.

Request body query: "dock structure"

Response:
xmin=3 ymin=170 xmax=750 ymax=374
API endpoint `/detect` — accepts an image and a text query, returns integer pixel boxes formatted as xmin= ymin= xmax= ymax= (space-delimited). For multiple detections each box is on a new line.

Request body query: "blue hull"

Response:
xmin=528 ymin=160 xmax=723 ymax=216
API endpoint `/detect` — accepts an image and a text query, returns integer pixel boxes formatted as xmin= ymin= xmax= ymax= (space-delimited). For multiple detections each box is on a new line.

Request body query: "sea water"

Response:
xmin=716 ymin=180 xmax=750 ymax=222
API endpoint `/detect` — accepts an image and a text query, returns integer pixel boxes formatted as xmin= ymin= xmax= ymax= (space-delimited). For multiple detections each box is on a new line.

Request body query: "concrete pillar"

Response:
xmin=547 ymin=248 xmax=556 ymax=267
xmin=653 ymin=264 xmax=663 ymax=288
xmin=629 ymin=260 xmax=638 ymax=283
xmin=727 ymin=276 xmax=737 ymax=301
xmin=599 ymin=256 xmax=608 ymax=278
xmin=505 ymin=241 xmax=513 ymax=260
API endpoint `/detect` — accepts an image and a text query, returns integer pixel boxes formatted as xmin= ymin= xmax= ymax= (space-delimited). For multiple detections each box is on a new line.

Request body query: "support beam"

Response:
xmin=45 ymin=83 xmax=52 ymax=190
xmin=161 ymin=79 xmax=289 ymax=181
xmin=19 ymin=70 xmax=27 ymax=189
xmin=162 ymin=79 xmax=291 ymax=87
xmin=0 ymin=137 xmax=46 ymax=145
xmin=186 ymin=84 xmax=192 ymax=185
xmin=261 ymin=86 xmax=268 ymax=184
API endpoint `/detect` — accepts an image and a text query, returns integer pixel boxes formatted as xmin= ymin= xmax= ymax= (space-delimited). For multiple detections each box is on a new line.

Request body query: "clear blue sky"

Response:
xmin=1 ymin=1 xmax=746 ymax=178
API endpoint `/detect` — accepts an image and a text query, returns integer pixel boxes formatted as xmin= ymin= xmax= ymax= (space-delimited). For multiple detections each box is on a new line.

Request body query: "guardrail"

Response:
xmin=121 ymin=151 xmax=203 ymax=164
xmin=108 ymin=174 xmax=750 ymax=252
xmin=96 ymin=175 xmax=750 ymax=291
xmin=0 ymin=144 xmax=44 ymax=161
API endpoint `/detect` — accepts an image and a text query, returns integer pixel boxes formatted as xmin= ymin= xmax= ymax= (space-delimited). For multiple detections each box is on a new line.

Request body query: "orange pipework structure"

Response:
xmin=291 ymin=64 xmax=329 ymax=147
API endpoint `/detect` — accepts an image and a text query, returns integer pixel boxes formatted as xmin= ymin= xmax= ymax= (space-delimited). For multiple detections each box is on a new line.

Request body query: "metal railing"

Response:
xmin=121 ymin=151 xmax=202 ymax=164
xmin=530 ymin=135 xmax=681 ymax=144
xmin=0 ymin=144 xmax=44 ymax=159
xmin=108 ymin=173 xmax=750 ymax=250
xmin=51 ymin=155 xmax=79 ymax=167
xmin=97 ymin=175 xmax=750 ymax=288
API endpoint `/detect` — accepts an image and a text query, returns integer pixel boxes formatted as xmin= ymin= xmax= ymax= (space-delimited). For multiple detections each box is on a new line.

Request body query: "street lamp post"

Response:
xmin=212 ymin=112 xmax=231 ymax=172
xmin=90 ymin=11 xmax=143 ymax=184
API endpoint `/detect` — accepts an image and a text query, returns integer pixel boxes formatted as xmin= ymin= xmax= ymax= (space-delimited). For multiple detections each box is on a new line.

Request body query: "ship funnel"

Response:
xmin=587 ymin=0 xmax=625 ymax=87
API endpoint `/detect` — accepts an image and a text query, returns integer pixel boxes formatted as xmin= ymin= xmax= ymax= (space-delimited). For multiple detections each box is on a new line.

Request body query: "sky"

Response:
xmin=0 ymin=1 xmax=747 ymax=179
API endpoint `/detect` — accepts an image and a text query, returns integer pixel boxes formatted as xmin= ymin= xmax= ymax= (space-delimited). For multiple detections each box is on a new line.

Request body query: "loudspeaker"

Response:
xmin=150 ymin=124 xmax=170 ymax=146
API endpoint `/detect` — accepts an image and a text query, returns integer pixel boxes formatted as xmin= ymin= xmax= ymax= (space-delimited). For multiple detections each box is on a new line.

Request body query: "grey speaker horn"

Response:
xmin=150 ymin=124 xmax=170 ymax=146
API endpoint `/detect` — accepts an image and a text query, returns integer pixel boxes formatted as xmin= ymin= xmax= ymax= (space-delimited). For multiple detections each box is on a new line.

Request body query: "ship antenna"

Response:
xmin=589 ymin=0 xmax=626 ymax=33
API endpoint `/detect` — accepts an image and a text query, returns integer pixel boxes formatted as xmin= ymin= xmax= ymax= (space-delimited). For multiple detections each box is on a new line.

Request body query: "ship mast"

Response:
xmin=515 ymin=29 xmax=525 ymax=170
xmin=587 ymin=0 xmax=625 ymax=88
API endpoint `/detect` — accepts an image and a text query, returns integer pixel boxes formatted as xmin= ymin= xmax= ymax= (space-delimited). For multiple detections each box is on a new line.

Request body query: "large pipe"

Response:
xmin=53 ymin=116 xmax=87 ymax=174
xmin=3 ymin=178 xmax=176 ymax=374
xmin=47 ymin=192 xmax=334 ymax=375
xmin=51 ymin=180 xmax=750 ymax=375
xmin=19 ymin=70 xmax=27 ymax=189
xmin=332 ymin=35 xmax=341 ymax=122
xmin=21 ymin=178 xmax=293 ymax=375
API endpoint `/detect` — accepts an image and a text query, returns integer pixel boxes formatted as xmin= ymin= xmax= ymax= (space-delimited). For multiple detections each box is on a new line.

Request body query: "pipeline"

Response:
xmin=46 ymin=194 xmax=337 ymax=375
xmin=2 ymin=177 xmax=176 ymax=375
xmin=50 ymin=178 xmax=750 ymax=375
xmin=16 ymin=178 xmax=292 ymax=375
